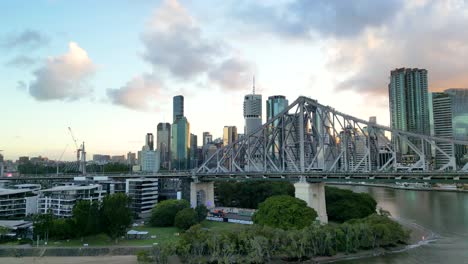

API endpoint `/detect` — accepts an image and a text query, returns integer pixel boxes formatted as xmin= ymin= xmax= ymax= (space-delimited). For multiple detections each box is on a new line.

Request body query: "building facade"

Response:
xmin=389 ymin=68 xmax=430 ymax=158
xmin=171 ymin=116 xmax=190 ymax=170
xmin=202 ymin=132 xmax=213 ymax=146
xmin=127 ymin=152 xmax=136 ymax=166
xmin=146 ymin=133 xmax=154 ymax=151
xmin=223 ymin=126 xmax=238 ymax=146
xmin=173 ymin=95 xmax=184 ymax=121
xmin=125 ymin=179 xmax=158 ymax=219
xmin=244 ymin=94 xmax=262 ymax=136
xmin=157 ymin=123 xmax=171 ymax=169
xmin=0 ymin=189 xmax=37 ymax=218
xmin=266 ymin=95 xmax=288 ymax=122
xmin=431 ymin=89 xmax=468 ymax=168
xmin=38 ymin=185 xmax=104 ymax=218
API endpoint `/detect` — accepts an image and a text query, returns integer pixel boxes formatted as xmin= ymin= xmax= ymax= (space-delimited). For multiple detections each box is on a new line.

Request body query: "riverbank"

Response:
xmin=329 ymin=182 xmax=468 ymax=193
xmin=302 ymin=217 xmax=437 ymax=263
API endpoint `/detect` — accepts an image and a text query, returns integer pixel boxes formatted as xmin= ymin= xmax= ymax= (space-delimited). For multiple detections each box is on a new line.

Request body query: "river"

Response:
xmin=334 ymin=185 xmax=468 ymax=264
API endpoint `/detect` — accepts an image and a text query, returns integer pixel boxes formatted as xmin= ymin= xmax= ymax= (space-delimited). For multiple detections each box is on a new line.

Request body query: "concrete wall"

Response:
xmin=294 ymin=182 xmax=328 ymax=224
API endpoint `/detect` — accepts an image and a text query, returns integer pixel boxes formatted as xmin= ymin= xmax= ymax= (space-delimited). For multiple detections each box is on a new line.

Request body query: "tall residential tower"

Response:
xmin=157 ymin=122 xmax=171 ymax=169
xmin=389 ymin=68 xmax=430 ymax=157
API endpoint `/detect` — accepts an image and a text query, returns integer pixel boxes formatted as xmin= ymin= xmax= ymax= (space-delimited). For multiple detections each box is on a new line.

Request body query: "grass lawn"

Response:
xmin=41 ymin=220 xmax=248 ymax=247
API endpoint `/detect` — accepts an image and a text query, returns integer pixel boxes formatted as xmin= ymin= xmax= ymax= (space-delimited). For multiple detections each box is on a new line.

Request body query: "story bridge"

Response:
xmin=8 ymin=96 xmax=468 ymax=223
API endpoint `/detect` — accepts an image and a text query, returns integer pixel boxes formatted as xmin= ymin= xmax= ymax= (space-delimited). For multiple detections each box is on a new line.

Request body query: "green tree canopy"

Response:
xmin=101 ymin=193 xmax=133 ymax=240
xmin=72 ymin=200 xmax=101 ymax=238
xmin=215 ymin=182 xmax=295 ymax=209
xmin=195 ymin=205 xmax=208 ymax=222
xmin=253 ymin=195 xmax=318 ymax=230
xmin=325 ymin=187 xmax=377 ymax=223
xmin=174 ymin=208 xmax=199 ymax=230
xmin=150 ymin=199 xmax=190 ymax=227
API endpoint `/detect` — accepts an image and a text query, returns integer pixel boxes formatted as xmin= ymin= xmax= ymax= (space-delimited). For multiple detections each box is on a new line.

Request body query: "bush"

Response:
xmin=150 ymin=199 xmax=190 ymax=227
xmin=325 ymin=186 xmax=377 ymax=222
xmin=253 ymin=195 xmax=318 ymax=230
xmin=136 ymin=250 xmax=152 ymax=263
xmin=174 ymin=208 xmax=199 ymax=230
xmin=195 ymin=205 xmax=208 ymax=222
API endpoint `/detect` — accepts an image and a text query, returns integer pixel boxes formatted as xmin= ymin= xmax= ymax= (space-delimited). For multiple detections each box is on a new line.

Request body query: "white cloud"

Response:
xmin=28 ymin=42 xmax=96 ymax=101
xmin=107 ymin=73 xmax=164 ymax=111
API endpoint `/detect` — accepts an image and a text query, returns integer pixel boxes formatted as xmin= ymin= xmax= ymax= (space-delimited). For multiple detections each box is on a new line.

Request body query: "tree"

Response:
xmin=325 ymin=187 xmax=377 ymax=222
xmin=150 ymin=199 xmax=190 ymax=227
xmin=101 ymin=193 xmax=132 ymax=241
xmin=195 ymin=205 xmax=208 ymax=222
xmin=32 ymin=211 xmax=54 ymax=241
xmin=174 ymin=208 xmax=199 ymax=230
xmin=253 ymin=195 xmax=318 ymax=230
xmin=215 ymin=182 xmax=295 ymax=209
xmin=72 ymin=200 xmax=101 ymax=238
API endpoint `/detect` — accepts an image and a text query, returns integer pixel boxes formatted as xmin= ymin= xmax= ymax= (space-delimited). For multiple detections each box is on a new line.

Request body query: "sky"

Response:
xmin=1 ymin=0 xmax=468 ymax=161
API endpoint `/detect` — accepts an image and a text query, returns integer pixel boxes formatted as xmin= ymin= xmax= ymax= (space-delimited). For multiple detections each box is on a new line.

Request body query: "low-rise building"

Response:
xmin=126 ymin=179 xmax=158 ymax=219
xmin=38 ymin=185 xmax=104 ymax=218
xmin=0 ymin=188 xmax=38 ymax=218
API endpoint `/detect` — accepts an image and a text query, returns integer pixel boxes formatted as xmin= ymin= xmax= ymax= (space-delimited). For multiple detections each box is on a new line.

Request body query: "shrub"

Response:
xmin=150 ymin=199 xmax=190 ymax=227
xmin=195 ymin=205 xmax=208 ymax=222
xmin=174 ymin=208 xmax=199 ymax=230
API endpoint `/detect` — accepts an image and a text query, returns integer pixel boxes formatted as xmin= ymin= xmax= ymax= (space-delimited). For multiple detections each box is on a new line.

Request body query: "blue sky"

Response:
xmin=1 ymin=0 xmax=468 ymax=160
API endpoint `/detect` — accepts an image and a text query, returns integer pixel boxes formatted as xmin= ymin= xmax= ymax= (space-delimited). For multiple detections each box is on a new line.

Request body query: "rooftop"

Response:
xmin=41 ymin=184 xmax=101 ymax=192
xmin=0 ymin=188 xmax=32 ymax=196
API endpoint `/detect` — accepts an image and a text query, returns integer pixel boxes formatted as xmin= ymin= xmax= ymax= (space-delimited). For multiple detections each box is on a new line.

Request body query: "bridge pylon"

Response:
xmin=294 ymin=178 xmax=328 ymax=224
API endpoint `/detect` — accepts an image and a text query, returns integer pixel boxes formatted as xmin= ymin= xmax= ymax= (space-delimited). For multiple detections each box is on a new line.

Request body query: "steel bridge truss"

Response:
xmin=197 ymin=96 xmax=468 ymax=174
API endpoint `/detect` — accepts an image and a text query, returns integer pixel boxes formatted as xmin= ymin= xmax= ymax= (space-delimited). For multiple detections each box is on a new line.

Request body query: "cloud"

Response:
xmin=1 ymin=29 xmax=49 ymax=50
xmin=140 ymin=0 xmax=254 ymax=90
xmin=328 ymin=1 xmax=468 ymax=95
xmin=208 ymin=57 xmax=254 ymax=90
xmin=141 ymin=0 xmax=223 ymax=79
xmin=5 ymin=55 xmax=37 ymax=68
xmin=237 ymin=0 xmax=402 ymax=39
xmin=28 ymin=42 xmax=96 ymax=101
xmin=107 ymin=74 xmax=164 ymax=111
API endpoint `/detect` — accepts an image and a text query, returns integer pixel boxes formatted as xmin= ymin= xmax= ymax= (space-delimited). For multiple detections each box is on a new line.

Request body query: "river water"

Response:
xmin=335 ymin=185 xmax=468 ymax=264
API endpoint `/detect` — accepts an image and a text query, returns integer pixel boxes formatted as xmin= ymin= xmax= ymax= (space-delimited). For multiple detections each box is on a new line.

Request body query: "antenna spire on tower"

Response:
xmin=252 ymin=75 xmax=255 ymax=95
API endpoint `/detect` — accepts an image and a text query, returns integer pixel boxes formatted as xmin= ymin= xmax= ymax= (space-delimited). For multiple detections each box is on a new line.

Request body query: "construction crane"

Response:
xmin=56 ymin=144 xmax=68 ymax=175
xmin=68 ymin=127 xmax=86 ymax=175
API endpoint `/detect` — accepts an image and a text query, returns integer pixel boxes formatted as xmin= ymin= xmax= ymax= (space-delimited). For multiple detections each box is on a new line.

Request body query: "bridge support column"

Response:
xmin=190 ymin=181 xmax=215 ymax=209
xmin=294 ymin=181 xmax=328 ymax=224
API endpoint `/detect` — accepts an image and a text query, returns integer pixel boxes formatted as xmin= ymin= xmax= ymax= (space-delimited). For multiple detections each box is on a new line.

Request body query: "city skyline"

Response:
xmin=2 ymin=0 xmax=468 ymax=160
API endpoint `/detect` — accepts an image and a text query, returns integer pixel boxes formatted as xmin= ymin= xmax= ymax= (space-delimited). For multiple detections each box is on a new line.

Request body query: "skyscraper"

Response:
xmin=431 ymin=89 xmax=468 ymax=168
xmin=223 ymin=126 xmax=238 ymax=146
xmin=202 ymin=132 xmax=213 ymax=146
xmin=157 ymin=122 xmax=171 ymax=169
xmin=146 ymin=133 xmax=154 ymax=151
xmin=266 ymin=95 xmax=288 ymax=122
xmin=173 ymin=95 xmax=184 ymax=121
xmin=190 ymin=133 xmax=198 ymax=169
xmin=244 ymin=94 xmax=262 ymax=136
xmin=389 ymin=68 xmax=430 ymax=157
xmin=171 ymin=95 xmax=190 ymax=170
xmin=171 ymin=117 xmax=190 ymax=170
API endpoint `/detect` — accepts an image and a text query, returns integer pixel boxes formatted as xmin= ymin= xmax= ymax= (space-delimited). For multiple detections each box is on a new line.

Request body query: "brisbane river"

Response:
xmin=336 ymin=185 xmax=468 ymax=263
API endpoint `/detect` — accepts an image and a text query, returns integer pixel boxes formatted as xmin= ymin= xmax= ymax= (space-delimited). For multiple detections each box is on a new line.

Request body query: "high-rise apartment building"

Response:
xmin=146 ymin=133 xmax=154 ymax=151
xmin=171 ymin=117 xmax=190 ymax=170
xmin=157 ymin=123 xmax=171 ymax=169
xmin=389 ymin=68 xmax=430 ymax=157
xmin=223 ymin=126 xmax=238 ymax=146
xmin=431 ymin=89 xmax=468 ymax=168
xmin=173 ymin=95 xmax=184 ymax=121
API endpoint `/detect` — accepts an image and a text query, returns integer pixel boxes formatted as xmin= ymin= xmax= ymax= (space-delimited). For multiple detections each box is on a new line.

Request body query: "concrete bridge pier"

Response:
xmin=190 ymin=181 xmax=215 ymax=209
xmin=294 ymin=179 xmax=328 ymax=224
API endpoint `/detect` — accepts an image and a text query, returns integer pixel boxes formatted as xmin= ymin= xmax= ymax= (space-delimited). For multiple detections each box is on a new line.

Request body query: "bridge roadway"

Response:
xmin=7 ymin=171 xmax=468 ymax=184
